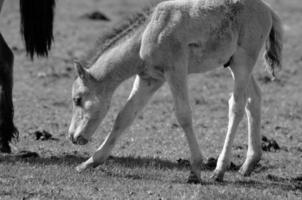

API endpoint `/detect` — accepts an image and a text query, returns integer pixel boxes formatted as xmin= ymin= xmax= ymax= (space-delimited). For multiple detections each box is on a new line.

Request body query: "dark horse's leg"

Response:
xmin=0 ymin=0 xmax=55 ymax=153
xmin=0 ymin=33 xmax=18 ymax=153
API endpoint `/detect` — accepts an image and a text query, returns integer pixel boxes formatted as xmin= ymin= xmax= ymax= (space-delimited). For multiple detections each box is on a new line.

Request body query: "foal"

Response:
xmin=68 ymin=0 xmax=282 ymax=182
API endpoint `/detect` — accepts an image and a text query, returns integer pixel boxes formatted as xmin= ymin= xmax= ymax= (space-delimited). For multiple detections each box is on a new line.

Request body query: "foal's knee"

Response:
xmin=175 ymin=108 xmax=192 ymax=129
xmin=229 ymin=94 xmax=246 ymax=120
xmin=246 ymin=79 xmax=262 ymax=115
xmin=246 ymin=94 xmax=261 ymax=116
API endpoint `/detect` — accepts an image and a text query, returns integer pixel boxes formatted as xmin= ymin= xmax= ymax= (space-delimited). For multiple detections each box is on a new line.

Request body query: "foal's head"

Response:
xmin=68 ymin=62 xmax=111 ymax=145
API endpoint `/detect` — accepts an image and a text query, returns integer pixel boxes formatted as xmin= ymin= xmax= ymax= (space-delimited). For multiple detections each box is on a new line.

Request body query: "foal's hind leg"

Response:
xmin=76 ymin=75 xmax=164 ymax=172
xmin=211 ymin=49 xmax=255 ymax=181
xmin=0 ymin=33 xmax=18 ymax=153
xmin=239 ymin=75 xmax=262 ymax=176
xmin=165 ymin=60 xmax=203 ymax=184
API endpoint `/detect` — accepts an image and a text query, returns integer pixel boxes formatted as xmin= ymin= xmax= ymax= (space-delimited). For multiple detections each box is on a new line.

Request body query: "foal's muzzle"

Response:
xmin=69 ymin=134 xmax=88 ymax=145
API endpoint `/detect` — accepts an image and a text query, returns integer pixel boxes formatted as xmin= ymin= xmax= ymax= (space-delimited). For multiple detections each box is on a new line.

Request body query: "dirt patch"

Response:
xmin=261 ymin=136 xmax=280 ymax=152
xmin=30 ymin=130 xmax=59 ymax=141
xmin=81 ymin=11 xmax=110 ymax=21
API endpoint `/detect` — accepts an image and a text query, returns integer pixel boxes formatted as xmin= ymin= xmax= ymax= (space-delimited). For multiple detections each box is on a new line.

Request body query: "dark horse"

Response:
xmin=0 ymin=0 xmax=55 ymax=153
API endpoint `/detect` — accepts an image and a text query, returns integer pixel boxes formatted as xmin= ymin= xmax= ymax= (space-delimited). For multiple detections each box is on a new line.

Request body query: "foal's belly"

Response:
xmin=141 ymin=31 xmax=237 ymax=79
xmin=187 ymin=31 xmax=237 ymax=74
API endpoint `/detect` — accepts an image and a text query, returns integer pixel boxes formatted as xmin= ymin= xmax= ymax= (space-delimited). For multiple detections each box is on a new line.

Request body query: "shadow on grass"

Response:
xmin=0 ymin=153 xmax=300 ymax=192
xmin=0 ymin=152 xmax=87 ymax=166
xmin=0 ymin=153 xmax=193 ymax=170
xmin=0 ymin=152 xmax=273 ymax=172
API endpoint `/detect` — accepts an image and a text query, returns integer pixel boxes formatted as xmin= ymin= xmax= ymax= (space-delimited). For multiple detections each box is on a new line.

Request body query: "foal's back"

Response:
xmin=140 ymin=0 xmax=274 ymax=73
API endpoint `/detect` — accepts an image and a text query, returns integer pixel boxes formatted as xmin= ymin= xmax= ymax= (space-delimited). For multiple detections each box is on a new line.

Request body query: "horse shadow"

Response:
xmin=0 ymin=152 xmax=300 ymax=192
xmin=0 ymin=152 xmax=193 ymax=170
xmin=0 ymin=150 xmax=241 ymax=171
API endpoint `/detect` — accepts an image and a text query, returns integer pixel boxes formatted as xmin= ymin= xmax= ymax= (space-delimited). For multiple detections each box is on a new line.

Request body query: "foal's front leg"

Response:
xmin=76 ymin=75 xmax=163 ymax=172
xmin=165 ymin=66 xmax=203 ymax=183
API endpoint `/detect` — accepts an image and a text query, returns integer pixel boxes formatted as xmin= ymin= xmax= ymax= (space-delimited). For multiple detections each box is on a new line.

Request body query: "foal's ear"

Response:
xmin=74 ymin=61 xmax=89 ymax=80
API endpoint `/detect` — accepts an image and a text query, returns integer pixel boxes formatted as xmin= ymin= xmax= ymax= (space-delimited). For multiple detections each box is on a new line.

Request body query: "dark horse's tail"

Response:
xmin=19 ymin=0 xmax=56 ymax=59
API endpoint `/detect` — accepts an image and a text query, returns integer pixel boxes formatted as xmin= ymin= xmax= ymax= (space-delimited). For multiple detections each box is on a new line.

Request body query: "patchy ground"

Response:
xmin=0 ymin=0 xmax=301 ymax=199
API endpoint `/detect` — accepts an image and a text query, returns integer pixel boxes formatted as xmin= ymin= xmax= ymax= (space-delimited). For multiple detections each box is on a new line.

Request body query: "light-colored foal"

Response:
xmin=68 ymin=0 xmax=282 ymax=182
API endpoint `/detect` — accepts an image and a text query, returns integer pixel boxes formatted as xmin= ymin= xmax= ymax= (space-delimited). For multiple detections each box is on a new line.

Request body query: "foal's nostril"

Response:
xmin=70 ymin=135 xmax=88 ymax=145
xmin=77 ymin=135 xmax=88 ymax=145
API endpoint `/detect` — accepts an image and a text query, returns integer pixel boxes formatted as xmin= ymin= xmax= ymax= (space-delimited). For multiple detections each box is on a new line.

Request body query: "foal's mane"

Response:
xmin=82 ymin=0 xmax=165 ymax=66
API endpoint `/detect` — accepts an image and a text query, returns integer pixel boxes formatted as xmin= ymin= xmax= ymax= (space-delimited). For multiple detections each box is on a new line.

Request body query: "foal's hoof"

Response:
xmin=239 ymin=167 xmax=251 ymax=177
xmin=0 ymin=142 xmax=11 ymax=153
xmin=239 ymin=161 xmax=259 ymax=177
xmin=75 ymin=164 xmax=86 ymax=173
xmin=187 ymin=171 xmax=202 ymax=184
xmin=76 ymin=161 xmax=99 ymax=172
xmin=76 ymin=162 xmax=91 ymax=172
xmin=210 ymin=170 xmax=224 ymax=182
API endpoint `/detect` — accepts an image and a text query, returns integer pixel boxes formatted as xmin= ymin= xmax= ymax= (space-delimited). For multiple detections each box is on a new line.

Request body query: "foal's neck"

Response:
xmin=89 ymin=33 xmax=143 ymax=91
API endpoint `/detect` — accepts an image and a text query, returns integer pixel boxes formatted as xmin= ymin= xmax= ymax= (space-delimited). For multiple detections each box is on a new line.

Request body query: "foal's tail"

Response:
xmin=19 ymin=0 xmax=56 ymax=59
xmin=264 ymin=9 xmax=283 ymax=79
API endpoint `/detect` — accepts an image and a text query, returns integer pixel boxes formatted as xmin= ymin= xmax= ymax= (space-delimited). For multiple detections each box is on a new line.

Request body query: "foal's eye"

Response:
xmin=73 ymin=97 xmax=82 ymax=106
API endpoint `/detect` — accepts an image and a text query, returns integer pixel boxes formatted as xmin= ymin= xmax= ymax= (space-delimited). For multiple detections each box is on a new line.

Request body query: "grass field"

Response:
xmin=0 ymin=0 xmax=301 ymax=199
